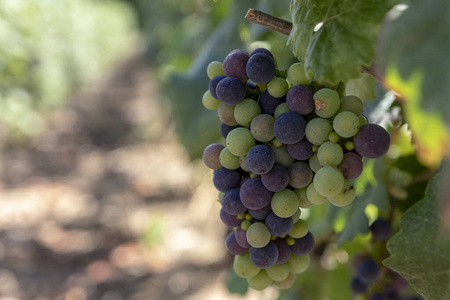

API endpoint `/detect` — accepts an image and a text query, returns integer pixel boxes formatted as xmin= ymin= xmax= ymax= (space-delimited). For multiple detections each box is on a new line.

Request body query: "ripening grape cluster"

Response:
xmin=201 ymin=48 xmax=391 ymax=290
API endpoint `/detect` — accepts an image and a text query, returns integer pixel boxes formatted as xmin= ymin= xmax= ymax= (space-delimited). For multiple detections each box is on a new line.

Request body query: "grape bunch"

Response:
xmin=201 ymin=48 xmax=391 ymax=290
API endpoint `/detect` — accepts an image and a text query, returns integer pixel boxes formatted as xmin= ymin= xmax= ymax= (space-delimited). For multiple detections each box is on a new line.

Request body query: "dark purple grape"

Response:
xmin=250 ymin=48 xmax=274 ymax=59
xmin=223 ymin=50 xmax=250 ymax=82
xmin=246 ymin=53 xmax=276 ymax=84
xmin=239 ymin=178 xmax=273 ymax=210
xmin=259 ymin=90 xmax=285 ymax=116
xmin=202 ymin=143 xmax=225 ymax=170
xmin=290 ymin=231 xmax=315 ymax=255
xmin=354 ymin=124 xmax=390 ymax=158
xmin=357 ymin=258 xmax=380 ymax=284
xmin=235 ymin=226 xmax=251 ymax=248
xmin=350 ymin=277 xmax=368 ymax=294
xmin=287 ymin=161 xmax=313 ymax=189
xmin=400 ymin=297 xmax=423 ymax=300
xmin=213 ymin=167 xmax=241 ymax=192
xmin=274 ymin=112 xmax=306 ymax=145
xmin=220 ymin=123 xmax=240 ymax=138
xmin=248 ymin=204 xmax=272 ymax=220
xmin=209 ymin=75 xmax=226 ymax=99
xmin=286 ymin=84 xmax=315 ymax=115
xmin=219 ymin=208 xmax=242 ymax=227
xmin=226 ymin=231 xmax=249 ymax=255
xmin=249 ymin=241 xmax=279 ymax=269
xmin=246 ymin=145 xmax=274 ymax=175
xmin=216 ymin=77 xmax=246 ymax=105
xmin=286 ymin=138 xmax=314 ymax=161
xmin=338 ymin=152 xmax=363 ymax=179
xmin=265 ymin=212 xmax=294 ymax=237
xmin=221 ymin=188 xmax=247 ymax=215
xmin=274 ymin=239 xmax=292 ymax=264
xmin=261 ymin=165 xmax=289 ymax=192
xmin=368 ymin=293 xmax=390 ymax=300
xmin=370 ymin=218 xmax=393 ymax=241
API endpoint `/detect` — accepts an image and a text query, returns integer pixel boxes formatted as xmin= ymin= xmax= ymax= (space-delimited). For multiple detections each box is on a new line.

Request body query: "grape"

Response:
xmin=246 ymin=222 xmax=271 ymax=248
xmin=246 ymin=145 xmax=274 ymax=175
xmin=220 ymin=123 xmax=240 ymax=138
xmin=234 ymin=253 xmax=261 ymax=278
xmin=216 ymin=76 xmax=246 ymax=105
xmin=274 ymin=112 xmax=306 ymax=145
xmin=241 ymin=220 xmax=251 ymax=230
xmin=333 ymin=111 xmax=360 ymax=138
xmin=370 ymin=218 xmax=393 ymax=241
xmin=239 ymin=155 xmax=251 ymax=172
xmin=271 ymin=189 xmax=299 ymax=218
xmin=219 ymin=147 xmax=240 ymax=170
xmin=287 ymin=62 xmax=313 ymax=86
xmin=248 ymin=204 xmax=272 ymax=220
xmin=354 ymin=124 xmax=391 ymax=158
xmin=290 ymin=231 xmax=315 ymax=255
xmin=317 ymin=141 xmax=344 ymax=166
xmin=226 ymin=231 xmax=249 ymax=255
xmin=294 ymin=188 xmax=313 ymax=208
xmin=234 ymin=98 xmax=262 ymax=126
xmin=207 ymin=61 xmax=224 ymax=79
xmin=338 ymin=152 xmax=363 ymax=179
xmin=240 ymin=178 xmax=273 ymax=210
xmin=250 ymin=114 xmax=275 ymax=142
xmin=265 ymin=212 xmax=294 ymax=237
xmin=226 ymin=127 xmax=255 ymax=156
xmin=270 ymin=144 xmax=295 ymax=168
xmin=250 ymin=47 xmax=274 ymax=59
xmin=273 ymin=272 xmax=295 ymax=289
xmin=350 ymin=277 xmax=368 ymax=293
xmin=246 ymin=53 xmax=276 ymax=84
xmin=222 ymin=188 xmax=247 ymax=215
xmin=202 ymin=90 xmax=221 ymax=110
xmin=274 ymin=103 xmax=290 ymax=118
xmin=268 ymin=77 xmax=289 ymax=98
xmin=209 ymin=75 xmax=226 ymax=99
xmin=328 ymin=131 xmax=340 ymax=143
xmin=345 ymin=141 xmax=355 ymax=151
xmin=274 ymin=238 xmax=292 ymax=265
xmin=313 ymin=166 xmax=344 ymax=197
xmin=288 ymin=254 xmax=310 ymax=274
xmin=305 ymin=117 xmax=333 ymax=145
xmin=357 ymin=258 xmax=380 ymax=284
xmin=266 ymin=263 xmax=290 ymax=282
xmin=328 ymin=179 xmax=356 ymax=207
xmin=235 ymin=226 xmax=251 ymax=248
xmin=359 ymin=114 xmax=368 ymax=126
xmin=313 ymin=88 xmax=341 ymax=118
xmin=261 ymin=165 xmax=289 ymax=192
xmin=291 ymin=208 xmax=301 ymax=223
xmin=286 ymin=84 xmax=315 ymax=115
xmin=286 ymin=138 xmax=314 ymax=161
xmin=338 ymin=95 xmax=364 ymax=115
xmin=259 ymin=90 xmax=285 ymax=116
xmin=223 ymin=49 xmax=250 ymax=82
xmin=202 ymin=143 xmax=225 ymax=170
xmin=213 ymin=167 xmax=241 ymax=192
xmin=218 ymin=103 xmax=239 ymax=126
xmin=287 ymin=162 xmax=313 ymax=189
xmin=220 ymin=208 xmax=243 ymax=227
xmin=308 ymin=153 xmax=323 ymax=173
xmin=249 ymin=241 xmax=279 ymax=269
xmin=289 ymin=219 xmax=308 ymax=238
xmin=306 ymin=183 xmax=328 ymax=205
xmin=247 ymin=270 xmax=273 ymax=290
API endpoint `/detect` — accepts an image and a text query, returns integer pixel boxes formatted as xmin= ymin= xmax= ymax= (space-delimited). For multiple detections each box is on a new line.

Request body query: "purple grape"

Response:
xmin=286 ymin=84 xmax=315 ymax=115
xmin=357 ymin=258 xmax=380 ymax=284
xmin=290 ymin=231 xmax=315 ymax=255
xmin=370 ymin=218 xmax=393 ymax=241
xmin=274 ymin=239 xmax=292 ymax=264
xmin=261 ymin=165 xmax=289 ymax=192
xmin=350 ymin=276 xmax=368 ymax=294
xmin=354 ymin=124 xmax=390 ymax=158
xmin=216 ymin=77 xmax=246 ymax=105
xmin=274 ymin=112 xmax=306 ymax=145
xmin=202 ymin=143 xmax=225 ymax=170
xmin=239 ymin=178 xmax=273 ymax=210
xmin=219 ymin=208 xmax=242 ymax=227
xmin=248 ymin=204 xmax=272 ymax=220
xmin=286 ymin=138 xmax=314 ymax=161
xmin=223 ymin=50 xmax=250 ymax=82
xmin=287 ymin=161 xmax=313 ymax=189
xmin=259 ymin=90 xmax=285 ymax=116
xmin=246 ymin=53 xmax=276 ymax=84
xmin=368 ymin=293 xmax=389 ymax=300
xmin=220 ymin=123 xmax=240 ymax=138
xmin=250 ymin=48 xmax=274 ymax=59
xmin=265 ymin=212 xmax=294 ymax=237
xmin=209 ymin=75 xmax=226 ymax=99
xmin=213 ymin=167 xmax=241 ymax=192
xmin=221 ymin=188 xmax=247 ymax=215
xmin=338 ymin=152 xmax=363 ymax=179
xmin=249 ymin=241 xmax=279 ymax=269
xmin=246 ymin=145 xmax=274 ymax=175
xmin=235 ymin=226 xmax=251 ymax=248
xmin=225 ymin=231 xmax=249 ymax=255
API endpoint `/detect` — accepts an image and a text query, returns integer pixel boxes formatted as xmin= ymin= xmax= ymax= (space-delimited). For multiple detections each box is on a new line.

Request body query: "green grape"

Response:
xmin=250 ymin=114 xmax=275 ymax=142
xmin=345 ymin=141 xmax=355 ymax=151
xmin=218 ymin=103 xmax=238 ymax=126
xmin=234 ymin=99 xmax=262 ymax=127
xmin=271 ymin=189 xmax=299 ymax=218
xmin=313 ymin=88 xmax=341 ymax=118
xmin=285 ymin=236 xmax=295 ymax=246
xmin=294 ymin=188 xmax=313 ymax=208
xmin=207 ymin=61 xmax=225 ymax=79
xmin=312 ymin=145 xmax=319 ymax=152
xmin=338 ymin=95 xmax=364 ymax=115
xmin=241 ymin=220 xmax=251 ymax=230
xmin=250 ymin=172 xmax=260 ymax=178
xmin=305 ymin=118 xmax=333 ymax=145
xmin=336 ymin=81 xmax=347 ymax=97
xmin=329 ymin=179 xmax=356 ymax=207
xmin=237 ymin=213 xmax=246 ymax=220
xmin=202 ymin=90 xmax=221 ymax=110
xmin=333 ymin=111 xmax=360 ymax=138
xmin=359 ymin=114 xmax=368 ymax=126
xmin=257 ymin=83 xmax=267 ymax=90
xmin=246 ymin=222 xmax=271 ymax=248
xmin=288 ymin=219 xmax=308 ymax=238
xmin=313 ymin=166 xmax=344 ymax=197
xmin=239 ymin=155 xmax=251 ymax=172
xmin=271 ymin=138 xmax=283 ymax=147
xmin=226 ymin=128 xmax=255 ymax=156
xmin=317 ymin=141 xmax=344 ymax=166
xmin=306 ymin=183 xmax=328 ymax=205
xmin=266 ymin=264 xmax=290 ymax=282
xmin=273 ymin=272 xmax=295 ymax=289
xmin=291 ymin=208 xmax=301 ymax=223
xmin=267 ymin=77 xmax=289 ymax=98
xmin=218 ymin=192 xmax=225 ymax=201
xmin=288 ymin=254 xmax=310 ymax=274
xmin=247 ymin=270 xmax=272 ymax=290
xmin=328 ymin=131 xmax=340 ymax=143
xmin=308 ymin=153 xmax=323 ymax=173
xmin=270 ymin=145 xmax=295 ymax=168
xmin=234 ymin=253 xmax=261 ymax=278
xmin=245 ymin=213 xmax=253 ymax=221
xmin=219 ymin=147 xmax=240 ymax=169
xmin=274 ymin=103 xmax=290 ymax=118
xmin=287 ymin=62 xmax=313 ymax=85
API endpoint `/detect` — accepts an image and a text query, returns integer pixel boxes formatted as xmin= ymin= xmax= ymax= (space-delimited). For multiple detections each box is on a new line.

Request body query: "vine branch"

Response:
xmin=245 ymin=9 xmax=292 ymax=36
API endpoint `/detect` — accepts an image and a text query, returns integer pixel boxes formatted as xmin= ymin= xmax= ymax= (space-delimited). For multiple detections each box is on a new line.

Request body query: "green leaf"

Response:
xmin=345 ymin=73 xmax=376 ymax=101
xmin=287 ymin=0 xmax=398 ymax=85
xmin=384 ymin=172 xmax=450 ymax=299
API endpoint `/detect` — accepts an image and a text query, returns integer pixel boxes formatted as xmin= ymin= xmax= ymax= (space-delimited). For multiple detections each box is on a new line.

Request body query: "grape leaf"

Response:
xmin=345 ymin=73 xmax=376 ymax=101
xmin=384 ymin=172 xmax=450 ymax=299
xmin=287 ymin=0 xmax=399 ymax=85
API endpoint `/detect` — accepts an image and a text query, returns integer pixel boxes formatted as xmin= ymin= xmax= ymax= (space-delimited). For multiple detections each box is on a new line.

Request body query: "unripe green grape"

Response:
xmin=306 ymin=183 xmax=328 ymax=205
xmin=246 ymin=222 xmax=271 ymax=248
xmin=250 ymin=114 xmax=275 ymax=142
xmin=235 ymin=99 xmax=261 ymax=127
xmin=305 ymin=118 xmax=333 ymax=145
xmin=207 ymin=61 xmax=224 ymax=79
xmin=313 ymin=166 xmax=344 ymax=197
xmin=219 ymin=147 xmax=240 ymax=169
xmin=333 ymin=111 xmax=360 ymax=138
xmin=237 ymin=213 xmax=246 ymax=220
xmin=329 ymin=179 xmax=356 ymax=207
xmin=317 ymin=141 xmax=344 ymax=166
xmin=273 ymin=272 xmax=295 ymax=289
xmin=234 ymin=254 xmax=261 ymax=278
xmin=338 ymin=95 xmax=364 ymax=115
xmin=314 ymin=88 xmax=341 ymax=118
xmin=247 ymin=270 xmax=272 ymax=290
xmin=308 ymin=153 xmax=323 ymax=173
xmin=250 ymin=172 xmax=260 ymax=178
xmin=345 ymin=141 xmax=355 ymax=151
xmin=291 ymin=208 xmax=301 ymax=223
xmin=268 ymin=77 xmax=289 ymax=98
xmin=359 ymin=114 xmax=368 ymax=126
xmin=288 ymin=254 xmax=310 ymax=274
xmin=239 ymin=156 xmax=251 ymax=172
xmin=219 ymin=192 xmax=225 ymax=201
xmin=312 ymin=145 xmax=319 ymax=152
xmin=218 ymin=103 xmax=238 ymax=126
xmin=266 ymin=264 xmax=290 ymax=282
xmin=271 ymin=138 xmax=283 ymax=147
xmin=328 ymin=131 xmax=340 ymax=143
xmin=285 ymin=236 xmax=295 ymax=246
xmin=241 ymin=220 xmax=251 ymax=230
xmin=294 ymin=187 xmax=313 ymax=208
xmin=274 ymin=103 xmax=290 ymax=118
xmin=289 ymin=219 xmax=308 ymax=238
xmin=257 ymin=83 xmax=267 ymax=90
xmin=202 ymin=90 xmax=221 ymax=110
xmin=271 ymin=189 xmax=299 ymax=218
xmin=287 ymin=62 xmax=313 ymax=85
xmin=245 ymin=213 xmax=253 ymax=221
xmin=226 ymin=128 xmax=255 ymax=156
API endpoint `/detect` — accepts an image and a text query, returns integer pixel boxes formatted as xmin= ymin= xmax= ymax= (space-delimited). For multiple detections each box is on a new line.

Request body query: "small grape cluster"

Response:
xmin=201 ymin=48 xmax=390 ymax=290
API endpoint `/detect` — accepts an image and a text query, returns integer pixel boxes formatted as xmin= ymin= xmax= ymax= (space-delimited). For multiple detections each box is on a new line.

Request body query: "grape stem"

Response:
xmin=245 ymin=9 xmax=292 ymax=36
